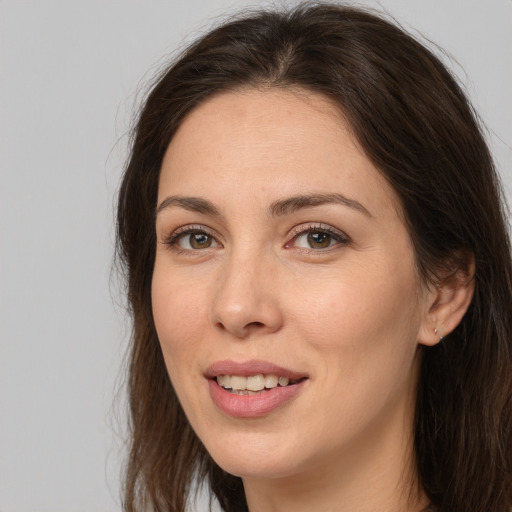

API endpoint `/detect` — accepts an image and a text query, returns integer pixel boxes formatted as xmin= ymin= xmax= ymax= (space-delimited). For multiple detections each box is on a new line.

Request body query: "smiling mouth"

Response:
xmin=207 ymin=363 xmax=309 ymax=417
xmin=215 ymin=374 xmax=305 ymax=395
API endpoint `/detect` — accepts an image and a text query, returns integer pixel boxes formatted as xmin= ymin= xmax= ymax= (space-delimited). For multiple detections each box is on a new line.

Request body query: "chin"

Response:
xmin=213 ymin=454 xmax=299 ymax=480
xmin=200 ymin=429 xmax=309 ymax=480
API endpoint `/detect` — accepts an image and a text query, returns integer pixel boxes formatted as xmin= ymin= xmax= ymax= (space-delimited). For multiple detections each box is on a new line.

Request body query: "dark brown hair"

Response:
xmin=116 ymin=3 xmax=512 ymax=511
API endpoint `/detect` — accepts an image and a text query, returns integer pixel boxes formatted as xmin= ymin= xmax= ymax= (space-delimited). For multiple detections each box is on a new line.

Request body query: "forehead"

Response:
xmin=162 ymin=87 xmax=349 ymax=175
xmin=158 ymin=88 xmax=400 ymax=219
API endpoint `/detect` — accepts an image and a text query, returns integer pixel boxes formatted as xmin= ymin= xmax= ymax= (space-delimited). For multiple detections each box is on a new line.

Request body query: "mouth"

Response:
xmin=204 ymin=360 xmax=309 ymax=417
xmin=215 ymin=374 xmax=305 ymax=395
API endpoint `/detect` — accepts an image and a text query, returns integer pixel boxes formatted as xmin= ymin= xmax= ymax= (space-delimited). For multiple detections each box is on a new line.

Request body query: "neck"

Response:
xmin=242 ymin=376 xmax=428 ymax=512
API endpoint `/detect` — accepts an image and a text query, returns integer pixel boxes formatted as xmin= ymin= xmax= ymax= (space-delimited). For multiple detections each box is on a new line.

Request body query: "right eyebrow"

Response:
xmin=156 ymin=196 xmax=221 ymax=217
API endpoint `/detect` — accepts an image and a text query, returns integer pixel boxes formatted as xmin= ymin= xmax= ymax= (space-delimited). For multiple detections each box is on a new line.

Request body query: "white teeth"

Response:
xmin=216 ymin=373 xmax=297 ymax=391
xmin=246 ymin=374 xmax=265 ymax=391
xmin=264 ymin=374 xmax=278 ymax=388
xmin=217 ymin=375 xmax=231 ymax=388
xmin=230 ymin=375 xmax=247 ymax=391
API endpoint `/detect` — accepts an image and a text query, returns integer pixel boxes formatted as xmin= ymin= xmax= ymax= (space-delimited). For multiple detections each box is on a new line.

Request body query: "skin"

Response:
xmin=152 ymin=88 xmax=473 ymax=512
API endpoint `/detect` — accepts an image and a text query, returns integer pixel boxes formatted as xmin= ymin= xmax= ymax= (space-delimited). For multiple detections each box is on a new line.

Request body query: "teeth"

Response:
xmin=230 ymin=375 xmax=247 ymax=391
xmin=278 ymin=376 xmax=290 ymax=387
xmin=216 ymin=374 xmax=297 ymax=391
xmin=247 ymin=374 xmax=265 ymax=391
xmin=264 ymin=374 xmax=278 ymax=388
xmin=217 ymin=375 xmax=231 ymax=388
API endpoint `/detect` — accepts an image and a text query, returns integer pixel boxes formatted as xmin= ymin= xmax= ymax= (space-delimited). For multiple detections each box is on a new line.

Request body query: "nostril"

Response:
xmin=246 ymin=321 xmax=265 ymax=329
xmin=215 ymin=320 xmax=266 ymax=337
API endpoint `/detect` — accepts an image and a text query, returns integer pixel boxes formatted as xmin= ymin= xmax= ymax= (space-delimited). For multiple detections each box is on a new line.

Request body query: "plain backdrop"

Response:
xmin=0 ymin=1 xmax=510 ymax=511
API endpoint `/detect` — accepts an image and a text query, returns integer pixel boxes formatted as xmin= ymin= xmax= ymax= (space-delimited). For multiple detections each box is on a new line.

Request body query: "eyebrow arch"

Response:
xmin=269 ymin=193 xmax=371 ymax=217
xmin=156 ymin=196 xmax=221 ymax=216
xmin=156 ymin=193 xmax=371 ymax=218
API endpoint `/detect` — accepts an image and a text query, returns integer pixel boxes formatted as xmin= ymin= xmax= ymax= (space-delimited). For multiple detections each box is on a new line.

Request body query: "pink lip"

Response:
xmin=205 ymin=359 xmax=309 ymax=418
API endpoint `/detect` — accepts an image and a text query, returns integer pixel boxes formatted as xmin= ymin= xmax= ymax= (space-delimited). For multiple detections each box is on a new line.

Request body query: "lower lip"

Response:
xmin=207 ymin=379 xmax=307 ymax=418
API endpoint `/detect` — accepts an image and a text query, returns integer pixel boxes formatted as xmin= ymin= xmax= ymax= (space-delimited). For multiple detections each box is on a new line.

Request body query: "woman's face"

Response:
xmin=152 ymin=88 xmax=434 ymax=480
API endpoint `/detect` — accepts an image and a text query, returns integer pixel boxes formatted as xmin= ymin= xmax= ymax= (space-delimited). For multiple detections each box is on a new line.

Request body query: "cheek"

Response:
xmin=151 ymin=272 xmax=213 ymax=428
xmin=291 ymin=263 xmax=419 ymax=347
xmin=288 ymin=257 xmax=422 ymax=405
xmin=151 ymin=266 xmax=208 ymax=375
xmin=287 ymin=270 xmax=422 ymax=440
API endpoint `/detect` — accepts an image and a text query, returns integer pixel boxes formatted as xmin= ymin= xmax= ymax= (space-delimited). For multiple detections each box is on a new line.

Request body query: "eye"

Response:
xmin=287 ymin=224 xmax=349 ymax=250
xmin=164 ymin=226 xmax=220 ymax=251
xmin=181 ymin=232 xmax=217 ymax=250
xmin=297 ymin=231 xmax=333 ymax=249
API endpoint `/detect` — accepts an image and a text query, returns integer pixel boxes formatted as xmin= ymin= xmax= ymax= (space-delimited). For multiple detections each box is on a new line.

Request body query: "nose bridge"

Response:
xmin=211 ymin=243 xmax=282 ymax=338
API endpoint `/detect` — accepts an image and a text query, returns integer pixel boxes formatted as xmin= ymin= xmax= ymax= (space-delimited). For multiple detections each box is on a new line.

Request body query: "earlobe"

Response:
xmin=418 ymin=254 xmax=475 ymax=347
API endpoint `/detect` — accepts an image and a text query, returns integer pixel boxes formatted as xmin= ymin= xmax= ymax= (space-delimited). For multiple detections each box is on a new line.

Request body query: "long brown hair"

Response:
xmin=116 ymin=3 xmax=512 ymax=511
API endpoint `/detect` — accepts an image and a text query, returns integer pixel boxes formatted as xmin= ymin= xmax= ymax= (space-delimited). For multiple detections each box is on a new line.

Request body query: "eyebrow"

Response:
xmin=156 ymin=196 xmax=221 ymax=216
xmin=269 ymin=193 xmax=372 ymax=218
xmin=156 ymin=193 xmax=371 ymax=218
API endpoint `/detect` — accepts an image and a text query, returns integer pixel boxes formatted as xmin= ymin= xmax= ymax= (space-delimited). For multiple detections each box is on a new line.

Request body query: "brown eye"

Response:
xmin=307 ymin=232 xmax=332 ymax=249
xmin=188 ymin=233 xmax=213 ymax=249
xmin=289 ymin=225 xmax=349 ymax=251
xmin=167 ymin=228 xmax=220 ymax=251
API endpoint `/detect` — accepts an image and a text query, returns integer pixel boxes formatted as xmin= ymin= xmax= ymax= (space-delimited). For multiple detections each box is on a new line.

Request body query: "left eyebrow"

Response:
xmin=269 ymin=193 xmax=372 ymax=218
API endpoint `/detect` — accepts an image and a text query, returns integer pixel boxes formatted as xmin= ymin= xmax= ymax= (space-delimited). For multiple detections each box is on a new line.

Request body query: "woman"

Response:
xmin=116 ymin=3 xmax=512 ymax=511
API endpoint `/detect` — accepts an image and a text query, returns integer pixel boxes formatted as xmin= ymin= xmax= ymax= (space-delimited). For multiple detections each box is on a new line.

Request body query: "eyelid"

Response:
xmin=161 ymin=222 xmax=349 ymax=252
xmin=162 ymin=224 xmax=222 ymax=250
xmin=285 ymin=223 xmax=350 ymax=249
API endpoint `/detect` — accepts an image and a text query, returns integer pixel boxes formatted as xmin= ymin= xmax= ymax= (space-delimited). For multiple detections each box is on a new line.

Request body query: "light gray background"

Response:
xmin=1 ymin=1 xmax=510 ymax=511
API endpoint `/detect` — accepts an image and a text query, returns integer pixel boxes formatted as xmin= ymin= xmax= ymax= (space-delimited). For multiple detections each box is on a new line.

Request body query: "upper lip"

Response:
xmin=205 ymin=359 xmax=308 ymax=381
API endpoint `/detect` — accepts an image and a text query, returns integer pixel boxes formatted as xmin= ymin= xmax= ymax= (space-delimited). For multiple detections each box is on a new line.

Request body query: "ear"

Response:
xmin=418 ymin=253 xmax=475 ymax=347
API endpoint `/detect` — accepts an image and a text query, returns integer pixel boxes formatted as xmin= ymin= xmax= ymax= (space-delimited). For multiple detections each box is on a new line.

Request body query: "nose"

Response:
xmin=210 ymin=251 xmax=284 ymax=339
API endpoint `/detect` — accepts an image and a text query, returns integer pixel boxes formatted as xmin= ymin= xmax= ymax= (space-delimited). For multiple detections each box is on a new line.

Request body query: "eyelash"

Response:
xmin=162 ymin=223 xmax=350 ymax=253
xmin=286 ymin=224 xmax=350 ymax=252
xmin=163 ymin=225 xmax=219 ymax=253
